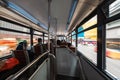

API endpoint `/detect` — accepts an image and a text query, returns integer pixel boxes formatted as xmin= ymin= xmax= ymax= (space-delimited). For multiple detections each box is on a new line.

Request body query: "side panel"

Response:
xmin=29 ymin=59 xmax=49 ymax=80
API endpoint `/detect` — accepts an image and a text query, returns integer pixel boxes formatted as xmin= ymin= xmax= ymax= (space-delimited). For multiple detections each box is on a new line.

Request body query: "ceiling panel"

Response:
xmin=68 ymin=0 xmax=104 ymax=32
xmin=8 ymin=0 xmax=73 ymax=35
xmin=6 ymin=0 xmax=104 ymax=35
xmin=8 ymin=0 xmax=48 ymax=29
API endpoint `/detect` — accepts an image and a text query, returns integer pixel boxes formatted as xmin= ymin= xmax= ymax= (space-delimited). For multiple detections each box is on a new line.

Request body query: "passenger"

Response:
xmin=16 ymin=40 xmax=30 ymax=62
xmin=16 ymin=40 xmax=27 ymax=50
xmin=57 ymin=40 xmax=61 ymax=45
xmin=50 ymin=39 xmax=55 ymax=54
xmin=34 ymin=38 xmax=43 ymax=56
xmin=37 ymin=38 xmax=42 ymax=45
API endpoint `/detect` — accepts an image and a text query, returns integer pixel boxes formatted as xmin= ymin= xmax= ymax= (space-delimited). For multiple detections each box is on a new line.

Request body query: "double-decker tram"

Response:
xmin=0 ymin=0 xmax=120 ymax=80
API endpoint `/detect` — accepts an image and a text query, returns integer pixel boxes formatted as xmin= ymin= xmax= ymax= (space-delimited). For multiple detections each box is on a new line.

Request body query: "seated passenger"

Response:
xmin=57 ymin=40 xmax=61 ymax=45
xmin=34 ymin=38 xmax=43 ymax=56
xmin=16 ymin=40 xmax=27 ymax=50
xmin=15 ymin=40 xmax=30 ymax=63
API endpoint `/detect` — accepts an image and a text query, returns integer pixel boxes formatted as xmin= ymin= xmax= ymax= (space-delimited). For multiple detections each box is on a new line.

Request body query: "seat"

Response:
xmin=34 ymin=44 xmax=43 ymax=57
xmin=13 ymin=50 xmax=30 ymax=67
xmin=42 ymin=44 xmax=48 ymax=52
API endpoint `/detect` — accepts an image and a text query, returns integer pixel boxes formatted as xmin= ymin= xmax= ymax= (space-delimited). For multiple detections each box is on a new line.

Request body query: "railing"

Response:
xmin=6 ymin=51 xmax=50 ymax=80
xmin=48 ymin=53 xmax=56 ymax=80
xmin=0 ymin=53 xmax=13 ymax=60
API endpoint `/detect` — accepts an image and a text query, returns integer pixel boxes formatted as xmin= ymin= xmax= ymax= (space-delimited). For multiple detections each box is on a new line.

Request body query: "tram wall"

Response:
xmin=77 ymin=51 xmax=111 ymax=80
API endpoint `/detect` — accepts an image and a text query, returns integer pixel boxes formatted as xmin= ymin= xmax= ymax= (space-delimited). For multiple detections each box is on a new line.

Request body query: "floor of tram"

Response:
xmin=56 ymin=75 xmax=80 ymax=80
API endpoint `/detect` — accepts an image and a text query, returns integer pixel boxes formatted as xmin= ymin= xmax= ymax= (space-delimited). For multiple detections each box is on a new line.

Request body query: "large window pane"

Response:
xmin=34 ymin=31 xmax=42 ymax=35
xmin=0 ymin=20 xmax=30 ymax=33
xmin=77 ymin=28 xmax=97 ymax=64
xmin=0 ymin=30 xmax=30 ymax=58
xmin=33 ymin=35 xmax=42 ymax=45
xmin=109 ymin=0 xmax=120 ymax=17
xmin=44 ymin=37 xmax=48 ymax=44
xmin=78 ymin=15 xmax=97 ymax=32
xmin=106 ymin=19 xmax=120 ymax=79
xmin=72 ymin=31 xmax=76 ymax=35
xmin=72 ymin=35 xmax=76 ymax=47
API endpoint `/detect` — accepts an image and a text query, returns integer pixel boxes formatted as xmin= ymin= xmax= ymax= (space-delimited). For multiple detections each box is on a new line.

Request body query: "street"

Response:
xmin=77 ymin=44 xmax=120 ymax=79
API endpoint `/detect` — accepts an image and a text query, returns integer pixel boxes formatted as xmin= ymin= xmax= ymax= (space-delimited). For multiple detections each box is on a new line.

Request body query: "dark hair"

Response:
xmin=16 ymin=40 xmax=27 ymax=50
xmin=57 ymin=40 xmax=61 ymax=45
xmin=38 ymin=38 xmax=42 ymax=42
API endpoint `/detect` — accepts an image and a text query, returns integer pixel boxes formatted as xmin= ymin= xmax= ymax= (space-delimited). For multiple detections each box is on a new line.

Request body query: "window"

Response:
xmin=77 ymin=28 xmax=97 ymax=64
xmin=72 ymin=31 xmax=76 ymax=35
xmin=44 ymin=37 xmax=48 ymax=44
xmin=109 ymin=0 xmax=120 ymax=17
xmin=34 ymin=31 xmax=42 ymax=35
xmin=0 ymin=30 xmax=30 ymax=58
xmin=0 ymin=20 xmax=30 ymax=33
xmin=106 ymin=19 xmax=120 ymax=79
xmin=33 ymin=35 xmax=42 ymax=45
xmin=44 ymin=34 xmax=48 ymax=37
xmin=78 ymin=15 xmax=97 ymax=33
xmin=72 ymin=35 xmax=76 ymax=47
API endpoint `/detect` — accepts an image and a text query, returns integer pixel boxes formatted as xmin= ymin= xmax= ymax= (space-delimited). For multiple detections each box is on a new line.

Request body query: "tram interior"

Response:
xmin=0 ymin=0 xmax=120 ymax=80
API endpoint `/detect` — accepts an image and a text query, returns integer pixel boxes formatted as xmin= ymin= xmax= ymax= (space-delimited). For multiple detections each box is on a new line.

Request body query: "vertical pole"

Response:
xmin=97 ymin=6 xmax=106 ymax=70
xmin=75 ymin=28 xmax=78 ymax=48
xmin=71 ymin=33 xmax=72 ymax=45
xmin=43 ymin=33 xmax=45 ymax=44
xmin=30 ymin=28 xmax=33 ymax=46
xmin=75 ymin=28 xmax=78 ymax=54
xmin=48 ymin=0 xmax=52 ymax=51
xmin=55 ymin=18 xmax=57 ymax=47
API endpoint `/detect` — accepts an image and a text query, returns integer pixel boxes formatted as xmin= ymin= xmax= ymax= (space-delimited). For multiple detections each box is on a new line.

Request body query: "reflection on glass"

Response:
xmin=106 ymin=19 xmax=120 ymax=79
xmin=0 ymin=30 xmax=30 ymax=57
xmin=77 ymin=28 xmax=97 ymax=64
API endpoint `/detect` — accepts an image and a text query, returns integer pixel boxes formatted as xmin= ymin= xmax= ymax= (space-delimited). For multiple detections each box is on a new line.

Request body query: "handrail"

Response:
xmin=0 ymin=53 xmax=13 ymax=60
xmin=49 ymin=53 xmax=56 ymax=59
xmin=6 ymin=51 xmax=50 ymax=80
xmin=48 ymin=53 xmax=56 ymax=80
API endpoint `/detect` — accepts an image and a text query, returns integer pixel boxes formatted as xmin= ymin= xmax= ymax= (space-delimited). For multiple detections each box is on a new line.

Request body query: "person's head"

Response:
xmin=23 ymin=40 xmax=27 ymax=48
xmin=16 ymin=40 xmax=27 ymax=50
xmin=38 ymin=38 xmax=42 ymax=44
xmin=57 ymin=40 xmax=61 ymax=45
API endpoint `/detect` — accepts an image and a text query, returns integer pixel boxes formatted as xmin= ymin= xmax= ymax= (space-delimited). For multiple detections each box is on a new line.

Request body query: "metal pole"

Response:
xmin=48 ymin=0 xmax=51 ymax=51
xmin=43 ymin=33 xmax=45 ymax=44
xmin=97 ymin=6 xmax=106 ymax=70
xmin=30 ymin=28 xmax=33 ymax=46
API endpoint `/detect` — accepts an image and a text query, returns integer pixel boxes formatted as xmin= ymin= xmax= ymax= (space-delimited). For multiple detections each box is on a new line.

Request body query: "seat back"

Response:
xmin=13 ymin=50 xmax=30 ymax=67
xmin=43 ymin=44 xmax=48 ymax=52
xmin=34 ymin=44 xmax=42 ymax=57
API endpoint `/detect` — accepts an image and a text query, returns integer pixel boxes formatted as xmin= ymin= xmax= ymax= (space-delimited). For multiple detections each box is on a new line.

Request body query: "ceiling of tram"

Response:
xmin=7 ymin=0 xmax=73 ymax=35
xmin=6 ymin=0 xmax=104 ymax=35
xmin=7 ymin=0 xmax=48 ymax=29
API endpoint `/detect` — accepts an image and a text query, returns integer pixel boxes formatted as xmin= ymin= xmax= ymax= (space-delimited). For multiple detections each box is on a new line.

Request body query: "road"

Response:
xmin=77 ymin=44 xmax=120 ymax=80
